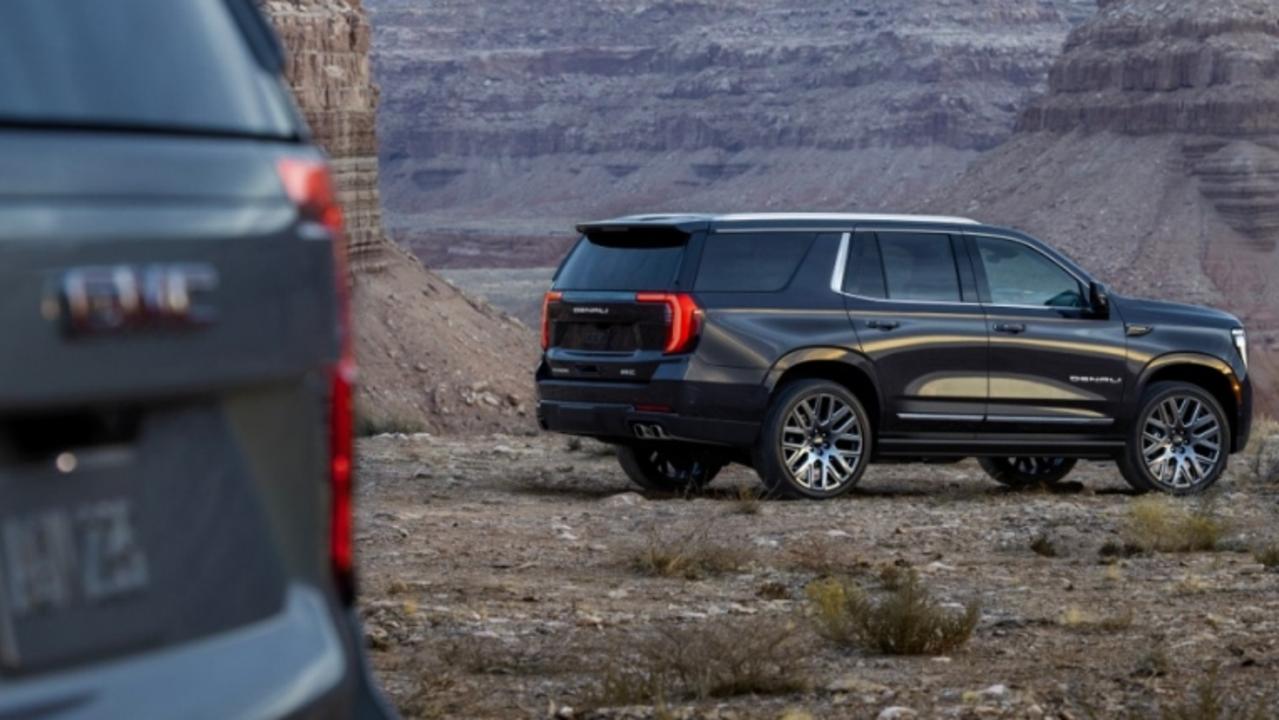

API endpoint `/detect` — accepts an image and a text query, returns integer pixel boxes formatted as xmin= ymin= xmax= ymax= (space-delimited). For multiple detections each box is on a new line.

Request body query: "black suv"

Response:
xmin=536 ymin=213 xmax=1253 ymax=499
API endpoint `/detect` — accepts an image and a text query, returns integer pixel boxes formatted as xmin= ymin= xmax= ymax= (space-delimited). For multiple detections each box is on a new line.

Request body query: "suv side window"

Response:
xmin=877 ymin=232 xmax=962 ymax=303
xmin=842 ymin=232 xmax=887 ymax=298
xmin=694 ymin=232 xmax=815 ymax=292
xmin=974 ymin=236 xmax=1085 ymax=308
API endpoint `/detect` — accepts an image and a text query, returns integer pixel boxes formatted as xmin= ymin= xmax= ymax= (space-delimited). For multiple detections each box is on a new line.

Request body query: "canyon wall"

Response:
xmin=925 ymin=0 xmax=1279 ymax=413
xmin=264 ymin=0 xmax=537 ymax=434
xmin=366 ymin=0 xmax=1094 ymax=267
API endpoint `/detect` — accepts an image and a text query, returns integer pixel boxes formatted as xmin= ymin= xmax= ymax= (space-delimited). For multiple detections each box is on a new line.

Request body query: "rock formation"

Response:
xmin=264 ymin=0 xmax=537 ymax=434
xmin=925 ymin=0 xmax=1279 ymax=413
xmin=366 ymin=0 xmax=1094 ymax=267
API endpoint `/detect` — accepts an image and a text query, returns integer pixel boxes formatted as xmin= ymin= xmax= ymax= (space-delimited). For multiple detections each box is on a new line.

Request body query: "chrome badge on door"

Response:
xmin=47 ymin=264 xmax=218 ymax=335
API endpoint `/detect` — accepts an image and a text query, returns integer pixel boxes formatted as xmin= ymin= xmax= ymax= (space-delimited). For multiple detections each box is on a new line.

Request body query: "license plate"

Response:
xmin=0 ymin=498 xmax=150 ymax=670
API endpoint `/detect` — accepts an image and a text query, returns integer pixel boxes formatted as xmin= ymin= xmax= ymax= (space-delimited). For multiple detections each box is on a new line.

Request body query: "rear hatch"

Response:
xmin=543 ymin=225 xmax=700 ymax=382
xmin=0 ymin=0 xmax=339 ymax=677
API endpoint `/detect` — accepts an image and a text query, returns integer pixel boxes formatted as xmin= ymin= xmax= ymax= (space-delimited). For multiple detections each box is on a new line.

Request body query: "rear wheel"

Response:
xmin=1118 ymin=381 xmax=1229 ymax=495
xmin=615 ymin=444 xmax=726 ymax=494
xmin=753 ymin=379 xmax=871 ymax=499
xmin=978 ymin=457 xmax=1077 ymax=488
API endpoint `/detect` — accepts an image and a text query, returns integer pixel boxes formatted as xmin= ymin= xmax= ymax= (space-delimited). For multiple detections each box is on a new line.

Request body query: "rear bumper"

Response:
xmin=0 ymin=585 xmax=394 ymax=720
xmin=535 ymin=358 xmax=765 ymax=447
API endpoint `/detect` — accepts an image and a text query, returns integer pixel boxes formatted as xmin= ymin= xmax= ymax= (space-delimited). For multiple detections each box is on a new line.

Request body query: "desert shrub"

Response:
xmin=1123 ymin=496 xmax=1227 ymax=553
xmin=630 ymin=530 xmax=751 ymax=580
xmin=587 ymin=620 xmax=808 ymax=708
xmin=782 ymin=536 xmax=864 ymax=576
xmin=356 ymin=411 xmax=427 ymax=437
xmin=1158 ymin=669 xmax=1275 ymax=720
xmin=806 ymin=571 xmax=978 ymax=655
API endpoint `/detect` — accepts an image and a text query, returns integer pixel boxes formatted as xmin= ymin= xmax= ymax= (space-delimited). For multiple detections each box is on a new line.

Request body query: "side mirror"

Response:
xmin=1089 ymin=282 xmax=1110 ymax=319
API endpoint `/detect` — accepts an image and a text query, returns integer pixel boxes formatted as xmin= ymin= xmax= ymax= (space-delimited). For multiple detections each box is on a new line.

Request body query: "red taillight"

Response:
xmin=541 ymin=290 xmax=563 ymax=350
xmin=278 ymin=157 xmax=356 ymax=604
xmin=636 ymin=292 xmax=703 ymax=354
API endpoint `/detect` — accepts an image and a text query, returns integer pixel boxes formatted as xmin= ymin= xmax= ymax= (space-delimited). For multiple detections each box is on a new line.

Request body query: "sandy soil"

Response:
xmin=356 ymin=434 xmax=1279 ymax=719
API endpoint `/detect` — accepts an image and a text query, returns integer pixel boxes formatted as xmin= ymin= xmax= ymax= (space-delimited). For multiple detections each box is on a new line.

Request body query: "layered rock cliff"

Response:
xmin=265 ymin=0 xmax=537 ymax=434
xmin=366 ymin=0 xmax=1094 ymax=267
xmin=925 ymin=0 xmax=1279 ymax=413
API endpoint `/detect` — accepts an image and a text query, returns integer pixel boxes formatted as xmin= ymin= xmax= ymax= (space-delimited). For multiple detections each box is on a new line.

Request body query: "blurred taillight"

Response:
xmin=541 ymin=290 xmax=563 ymax=350
xmin=278 ymin=157 xmax=356 ymax=605
xmin=636 ymin=292 xmax=703 ymax=354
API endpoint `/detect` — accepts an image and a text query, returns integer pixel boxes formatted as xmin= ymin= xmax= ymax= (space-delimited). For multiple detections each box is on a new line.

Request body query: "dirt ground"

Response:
xmin=356 ymin=433 xmax=1279 ymax=719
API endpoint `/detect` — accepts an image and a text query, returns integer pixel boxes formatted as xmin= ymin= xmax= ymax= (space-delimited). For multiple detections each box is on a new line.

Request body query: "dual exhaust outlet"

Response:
xmin=632 ymin=422 xmax=670 ymax=441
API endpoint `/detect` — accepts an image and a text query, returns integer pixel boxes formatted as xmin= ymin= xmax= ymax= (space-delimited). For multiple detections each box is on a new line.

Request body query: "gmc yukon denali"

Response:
xmin=536 ymin=213 xmax=1253 ymax=499
xmin=0 ymin=1 xmax=392 ymax=717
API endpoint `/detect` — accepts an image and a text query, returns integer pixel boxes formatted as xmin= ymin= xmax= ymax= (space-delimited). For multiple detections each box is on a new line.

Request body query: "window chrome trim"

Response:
xmin=829 ymin=231 xmax=980 ymax=307
xmin=829 ymin=232 xmax=851 ymax=294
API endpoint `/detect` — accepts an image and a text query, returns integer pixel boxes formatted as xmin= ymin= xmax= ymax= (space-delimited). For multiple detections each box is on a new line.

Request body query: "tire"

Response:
xmin=978 ymin=457 xmax=1077 ymax=488
xmin=615 ymin=443 xmax=726 ymax=494
xmin=1117 ymin=381 xmax=1230 ymax=495
xmin=752 ymin=379 xmax=872 ymax=499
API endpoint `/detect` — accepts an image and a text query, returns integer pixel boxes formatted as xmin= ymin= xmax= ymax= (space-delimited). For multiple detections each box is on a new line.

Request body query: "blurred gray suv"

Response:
xmin=0 ymin=1 xmax=393 ymax=717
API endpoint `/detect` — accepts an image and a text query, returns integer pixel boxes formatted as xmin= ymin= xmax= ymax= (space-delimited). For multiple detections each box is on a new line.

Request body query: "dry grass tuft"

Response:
xmin=586 ymin=619 xmax=809 ymax=709
xmin=1253 ymin=544 xmax=1279 ymax=569
xmin=1030 ymin=532 xmax=1059 ymax=558
xmin=630 ymin=530 xmax=752 ymax=580
xmin=356 ymin=410 xmax=427 ymax=437
xmin=782 ymin=536 xmax=865 ymax=576
xmin=805 ymin=570 xmax=978 ymax=655
xmin=1122 ymin=496 xmax=1228 ymax=553
xmin=1059 ymin=605 xmax=1134 ymax=632
xmin=1157 ymin=669 xmax=1275 ymax=720
xmin=1242 ymin=416 xmax=1279 ymax=483
xmin=731 ymin=484 xmax=763 ymax=515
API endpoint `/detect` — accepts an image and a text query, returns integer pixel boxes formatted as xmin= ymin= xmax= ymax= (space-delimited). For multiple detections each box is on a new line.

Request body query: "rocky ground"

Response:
xmin=357 ymin=432 xmax=1279 ymax=719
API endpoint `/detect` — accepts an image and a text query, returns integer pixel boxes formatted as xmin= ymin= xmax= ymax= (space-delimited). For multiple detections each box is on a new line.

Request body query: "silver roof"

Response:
xmin=712 ymin=212 xmax=980 ymax=225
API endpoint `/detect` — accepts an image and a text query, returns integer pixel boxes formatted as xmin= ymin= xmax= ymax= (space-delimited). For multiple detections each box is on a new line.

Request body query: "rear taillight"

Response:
xmin=541 ymin=290 xmax=563 ymax=350
xmin=636 ymin=292 xmax=703 ymax=354
xmin=278 ymin=157 xmax=356 ymax=605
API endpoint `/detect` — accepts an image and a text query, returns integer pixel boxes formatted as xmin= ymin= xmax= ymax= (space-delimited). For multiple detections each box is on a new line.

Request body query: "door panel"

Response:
xmin=968 ymin=234 xmax=1127 ymax=430
xmin=841 ymin=231 xmax=988 ymax=433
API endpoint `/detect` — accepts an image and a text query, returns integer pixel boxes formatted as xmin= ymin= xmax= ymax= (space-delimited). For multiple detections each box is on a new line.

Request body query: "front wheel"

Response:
xmin=978 ymin=457 xmax=1077 ymax=488
xmin=615 ymin=444 xmax=726 ymax=494
xmin=1117 ymin=381 xmax=1229 ymax=495
xmin=753 ymin=380 xmax=872 ymax=499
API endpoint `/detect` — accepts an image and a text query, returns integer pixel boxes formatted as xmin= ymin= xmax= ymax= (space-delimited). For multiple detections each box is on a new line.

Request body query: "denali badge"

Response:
xmin=1070 ymin=375 xmax=1122 ymax=385
xmin=572 ymin=306 xmax=611 ymax=316
xmin=51 ymin=264 xmax=218 ymax=335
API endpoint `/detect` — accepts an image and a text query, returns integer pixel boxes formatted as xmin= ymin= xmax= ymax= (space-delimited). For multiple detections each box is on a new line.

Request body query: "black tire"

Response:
xmin=1117 ymin=381 xmax=1230 ymax=495
xmin=615 ymin=444 xmax=725 ymax=494
xmin=752 ymin=379 xmax=872 ymax=500
xmin=978 ymin=457 xmax=1077 ymax=488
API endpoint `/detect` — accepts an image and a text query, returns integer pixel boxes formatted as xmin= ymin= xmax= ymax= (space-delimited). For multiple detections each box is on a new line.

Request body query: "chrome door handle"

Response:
xmin=993 ymin=322 xmax=1026 ymax=334
xmin=867 ymin=320 xmax=900 ymax=331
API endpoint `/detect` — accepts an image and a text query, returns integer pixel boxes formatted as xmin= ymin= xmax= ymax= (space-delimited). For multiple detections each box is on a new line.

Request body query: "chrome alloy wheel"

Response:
xmin=780 ymin=393 xmax=864 ymax=491
xmin=1140 ymin=394 xmax=1222 ymax=490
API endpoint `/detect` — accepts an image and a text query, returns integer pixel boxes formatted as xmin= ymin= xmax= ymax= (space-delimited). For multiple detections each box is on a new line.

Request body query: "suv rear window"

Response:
xmin=0 ymin=0 xmax=295 ymax=138
xmin=695 ymin=233 xmax=815 ymax=292
xmin=555 ymin=232 xmax=687 ymax=291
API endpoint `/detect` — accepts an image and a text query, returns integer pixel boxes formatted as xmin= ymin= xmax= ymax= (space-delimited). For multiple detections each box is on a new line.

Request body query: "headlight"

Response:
xmin=1232 ymin=328 xmax=1248 ymax=369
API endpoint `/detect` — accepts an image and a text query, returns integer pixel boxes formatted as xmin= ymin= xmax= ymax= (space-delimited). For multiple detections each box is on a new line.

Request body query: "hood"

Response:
xmin=1113 ymin=295 xmax=1242 ymax=330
